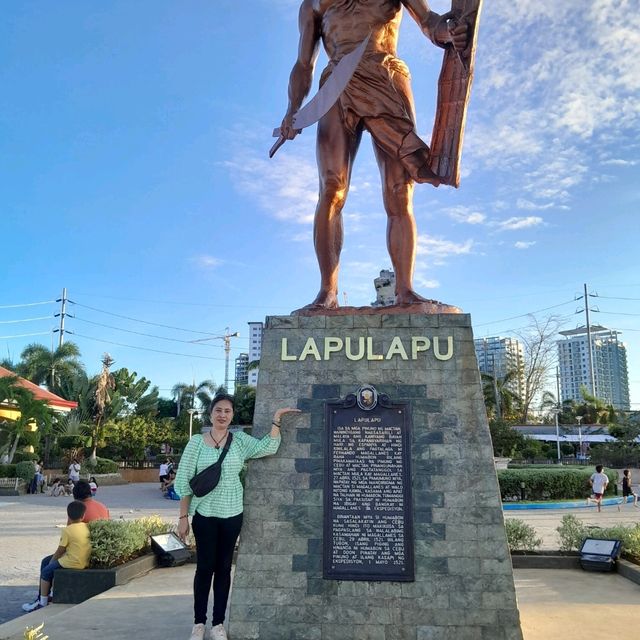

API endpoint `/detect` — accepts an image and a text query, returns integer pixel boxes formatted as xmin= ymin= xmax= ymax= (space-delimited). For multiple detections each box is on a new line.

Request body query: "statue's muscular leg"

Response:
xmin=373 ymin=143 xmax=433 ymax=305
xmin=303 ymin=104 xmax=362 ymax=310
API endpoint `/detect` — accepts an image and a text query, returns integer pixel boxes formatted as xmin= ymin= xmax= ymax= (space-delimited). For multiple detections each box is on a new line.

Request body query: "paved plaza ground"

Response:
xmin=1 ymin=483 xmax=639 ymax=639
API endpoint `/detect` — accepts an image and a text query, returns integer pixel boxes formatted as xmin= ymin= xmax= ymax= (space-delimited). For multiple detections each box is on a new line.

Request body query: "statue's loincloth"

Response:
xmin=321 ymin=52 xmax=431 ymax=180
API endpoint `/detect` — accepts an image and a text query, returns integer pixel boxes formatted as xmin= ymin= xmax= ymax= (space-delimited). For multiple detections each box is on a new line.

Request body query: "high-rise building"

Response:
xmin=557 ymin=325 xmax=630 ymax=410
xmin=371 ymin=269 xmax=396 ymax=307
xmin=474 ymin=336 xmax=526 ymax=399
xmin=248 ymin=321 xmax=263 ymax=387
xmin=235 ymin=353 xmax=249 ymax=387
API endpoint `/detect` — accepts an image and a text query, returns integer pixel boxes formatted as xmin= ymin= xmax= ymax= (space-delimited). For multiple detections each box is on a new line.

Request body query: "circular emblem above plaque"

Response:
xmin=356 ymin=385 xmax=378 ymax=411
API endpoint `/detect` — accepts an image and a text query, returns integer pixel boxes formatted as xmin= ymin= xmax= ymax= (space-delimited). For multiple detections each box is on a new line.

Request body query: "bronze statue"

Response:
xmin=275 ymin=0 xmax=481 ymax=313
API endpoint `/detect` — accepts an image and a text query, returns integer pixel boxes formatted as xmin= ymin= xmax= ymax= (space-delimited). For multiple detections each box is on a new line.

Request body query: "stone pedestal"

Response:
xmin=228 ymin=313 xmax=522 ymax=640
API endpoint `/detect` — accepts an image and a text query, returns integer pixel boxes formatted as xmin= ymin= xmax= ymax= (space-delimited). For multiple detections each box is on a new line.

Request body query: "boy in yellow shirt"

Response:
xmin=22 ymin=500 xmax=91 ymax=612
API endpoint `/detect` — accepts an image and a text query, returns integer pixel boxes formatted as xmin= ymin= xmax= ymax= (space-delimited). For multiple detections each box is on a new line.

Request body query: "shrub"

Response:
xmin=12 ymin=452 xmax=39 ymax=464
xmin=497 ymin=468 xmax=618 ymax=501
xmin=86 ymin=457 xmax=119 ymax=474
xmin=556 ymin=515 xmax=587 ymax=552
xmin=556 ymin=514 xmax=640 ymax=561
xmin=0 ymin=464 xmax=17 ymax=478
xmin=505 ymin=518 xmax=542 ymax=552
xmin=88 ymin=516 xmax=172 ymax=568
xmin=15 ymin=461 xmax=36 ymax=483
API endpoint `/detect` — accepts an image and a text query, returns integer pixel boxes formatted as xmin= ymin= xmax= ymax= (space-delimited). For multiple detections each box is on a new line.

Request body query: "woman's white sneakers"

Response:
xmin=210 ymin=624 xmax=228 ymax=640
xmin=189 ymin=623 xmax=227 ymax=640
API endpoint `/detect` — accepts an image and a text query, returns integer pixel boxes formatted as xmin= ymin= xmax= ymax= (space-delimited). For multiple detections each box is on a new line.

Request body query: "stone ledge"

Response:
xmin=53 ymin=553 xmax=157 ymax=604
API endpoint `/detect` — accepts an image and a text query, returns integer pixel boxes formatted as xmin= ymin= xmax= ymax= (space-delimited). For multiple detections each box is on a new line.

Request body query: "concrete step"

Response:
xmin=0 ymin=603 xmax=74 ymax=640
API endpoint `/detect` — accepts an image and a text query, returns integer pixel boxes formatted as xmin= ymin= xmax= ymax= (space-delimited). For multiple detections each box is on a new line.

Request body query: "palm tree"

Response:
xmin=576 ymin=387 xmax=613 ymax=425
xmin=19 ymin=342 xmax=85 ymax=396
xmin=91 ymin=353 xmax=117 ymax=461
xmin=171 ymin=379 xmax=221 ymax=416
xmin=481 ymin=370 xmax=522 ymax=423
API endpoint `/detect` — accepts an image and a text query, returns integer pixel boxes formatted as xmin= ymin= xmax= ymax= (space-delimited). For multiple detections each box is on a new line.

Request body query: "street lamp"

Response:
xmin=576 ymin=415 xmax=583 ymax=460
xmin=186 ymin=408 xmax=197 ymax=439
xmin=189 ymin=327 xmax=240 ymax=391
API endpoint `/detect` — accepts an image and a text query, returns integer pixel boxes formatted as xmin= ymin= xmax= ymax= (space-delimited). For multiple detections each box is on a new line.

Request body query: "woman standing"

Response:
xmin=174 ymin=393 xmax=299 ymax=640
xmin=68 ymin=458 xmax=81 ymax=485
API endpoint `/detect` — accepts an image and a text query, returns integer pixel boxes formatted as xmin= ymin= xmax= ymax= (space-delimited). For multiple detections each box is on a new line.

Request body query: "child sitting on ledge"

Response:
xmin=22 ymin=500 xmax=91 ymax=611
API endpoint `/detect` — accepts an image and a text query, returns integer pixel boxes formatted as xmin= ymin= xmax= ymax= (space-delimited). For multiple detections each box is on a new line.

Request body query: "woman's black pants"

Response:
xmin=191 ymin=511 xmax=243 ymax=626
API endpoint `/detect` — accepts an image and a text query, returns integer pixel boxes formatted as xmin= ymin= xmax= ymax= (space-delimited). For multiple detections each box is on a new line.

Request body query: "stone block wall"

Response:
xmin=228 ymin=314 xmax=522 ymax=640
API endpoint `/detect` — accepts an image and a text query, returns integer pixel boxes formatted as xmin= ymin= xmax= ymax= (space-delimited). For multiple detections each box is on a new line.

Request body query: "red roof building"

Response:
xmin=0 ymin=365 xmax=78 ymax=413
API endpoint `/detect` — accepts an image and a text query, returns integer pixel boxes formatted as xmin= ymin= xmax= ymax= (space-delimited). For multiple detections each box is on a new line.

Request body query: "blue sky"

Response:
xmin=2 ymin=0 xmax=639 ymax=408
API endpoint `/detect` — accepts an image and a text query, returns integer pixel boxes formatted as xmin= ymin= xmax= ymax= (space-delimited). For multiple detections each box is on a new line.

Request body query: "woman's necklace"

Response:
xmin=209 ymin=431 xmax=227 ymax=449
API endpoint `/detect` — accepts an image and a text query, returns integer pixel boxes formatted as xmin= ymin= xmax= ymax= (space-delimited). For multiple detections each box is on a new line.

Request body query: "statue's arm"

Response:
xmin=280 ymin=0 xmax=322 ymax=140
xmin=402 ymin=0 xmax=468 ymax=51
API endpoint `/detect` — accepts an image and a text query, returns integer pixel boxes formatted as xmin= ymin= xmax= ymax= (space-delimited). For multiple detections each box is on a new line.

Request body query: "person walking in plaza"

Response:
xmin=73 ymin=479 xmax=110 ymax=522
xmin=68 ymin=458 xmax=81 ymax=484
xmin=22 ymin=500 xmax=91 ymax=611
xmin=174 ymin=393 xmax=299 ymax=640
xmin=159 ymin=459 xmax=170 ymax=489
xmin=587 ymin=464 xmax=609 ymax=512
xmin=618 ymin=469 xmax=639 ymax=509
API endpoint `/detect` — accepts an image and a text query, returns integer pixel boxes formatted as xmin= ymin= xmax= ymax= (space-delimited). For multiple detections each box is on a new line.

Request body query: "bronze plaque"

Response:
xmin=323 ymin=387 xmax=414 ymax=581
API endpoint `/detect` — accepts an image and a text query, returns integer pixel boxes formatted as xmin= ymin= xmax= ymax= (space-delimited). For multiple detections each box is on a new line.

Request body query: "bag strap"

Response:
xmin=194 ymin=431 xmax=234 ymax=474
xmin=217 ymin=431 xmax=233 ymax=464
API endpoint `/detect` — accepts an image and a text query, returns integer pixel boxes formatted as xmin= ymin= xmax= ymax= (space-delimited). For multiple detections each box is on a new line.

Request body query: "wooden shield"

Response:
xmin=429 ymin=0 xmax=483 ymax=188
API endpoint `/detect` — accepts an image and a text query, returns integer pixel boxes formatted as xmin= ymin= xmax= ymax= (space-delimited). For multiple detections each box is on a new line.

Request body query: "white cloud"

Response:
xmin=601 ymin=158 xmax=638 ymax=167
xmin=416 ymin=235 xmax=474 ymax=266
xmin=465 ymin=0 xmax=640 ymax=207
xmin=516 ymin=199 xmax=558 ymax=211
xmin=222 ymin=127 xmax=318 ymax=225
xmin=191 ymin=255 xmax=223 ymax=269
xmin=514 ymin=241 xmax=537 ymax=250
xmin=496 ymin=216 xmax=544 ymax=231
xmin=443 ymin=205 xmax=487 ymax=224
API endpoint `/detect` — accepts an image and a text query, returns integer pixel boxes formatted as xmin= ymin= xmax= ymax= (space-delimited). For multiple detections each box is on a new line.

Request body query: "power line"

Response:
xmin=72 ymin=316 xmax=225 ymax=347
xmin=0 ymin=331 xmax=52 ymax=340
xmin=591 ymin=295 xmax=640 ymax=301
xmin=473 ymin=299 xmax=574 ymax=327
xmin=72 ymin=292 xmax=290 ymax=311
xmin=596 ymin=311 xmax=640 ymax=317
xmin=70 ymin=302 xmax=226 ymax=336
xmin=68 ymin=331 xmax=226 ymax=360
xmin=0 ymin=301 xmax=55 ymax=309
xmin=0 ymin=316 xmax=52 ymax=324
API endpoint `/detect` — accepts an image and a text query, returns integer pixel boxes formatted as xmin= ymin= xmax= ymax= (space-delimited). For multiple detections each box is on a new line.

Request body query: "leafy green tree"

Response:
xmin=156 ymin=398 xmax=178 ymax=419
xmin=489 ymin=420 xmax=528 ymax=458
xmin=233 ymin=385 xmax=256 ymax=425
xmin=103 ymin=415 xmax=170 ymax=459
xmin=2 ymin=386 xmax=54 ymax=463
xmin=18 ymin=342 xmax=85 ymax=396
xmin=113 ymin=368 xmax=159 ymax=417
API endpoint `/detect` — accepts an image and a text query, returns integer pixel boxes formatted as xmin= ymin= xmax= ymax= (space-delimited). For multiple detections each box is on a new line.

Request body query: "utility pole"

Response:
xmin=555 ymin=367 xmax=561 ymax=463
xmin=490 ymin=354 xmax=501 ymax=421
xmin=583 ymin=283 xmax=596 ymax=396
xmin=53 ymin=288 xmax=68 ymax=348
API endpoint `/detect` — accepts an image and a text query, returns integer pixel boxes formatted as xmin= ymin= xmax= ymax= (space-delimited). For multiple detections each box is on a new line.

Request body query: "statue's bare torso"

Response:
xmin=313 ymin=0 xmax=403 ymax=58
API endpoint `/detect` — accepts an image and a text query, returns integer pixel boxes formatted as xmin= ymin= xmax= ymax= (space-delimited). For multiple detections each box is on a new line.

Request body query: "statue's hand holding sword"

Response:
xmin=269 ymin=35 xmax=371 ymax=158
